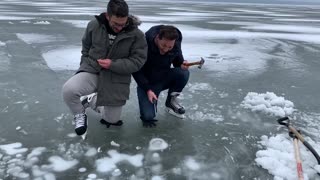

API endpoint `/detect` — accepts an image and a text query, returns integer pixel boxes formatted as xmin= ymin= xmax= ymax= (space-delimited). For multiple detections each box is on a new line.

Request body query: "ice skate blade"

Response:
xmin=166 ymin=108 xmax=185 ymax=119
xmin=81 ymin=132 xmax=87 ymax=140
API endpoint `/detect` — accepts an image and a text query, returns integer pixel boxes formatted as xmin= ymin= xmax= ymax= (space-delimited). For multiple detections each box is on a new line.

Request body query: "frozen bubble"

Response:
xmin=110 ymin=141 xmax=120 ymax=147
xmin=88 ymin=173 xmax=97 ymax=178
xmin=151 ymin=164 xmax=162 ymax=174
xmin=78 ymin=167 xmax=87 ymax=172
xmin=172 ymin=167 xmax=182 ymax=175
xmin=44 ymin=173 xmax=56 ymax=180
xmin=16 ymin=154 xmax=23 ymax=158
xmin=16 ymin=172 xmax=30 ymax=179
xmin=136 ymin=146 xmax=141 ymax=150
xmin=111 ymin=168 xmax=122 ymax=176
xmin=148 ymin=138 xmax=168 ymax=151
xmin=85 ymin=148 xmax=97 ymax=157
xmin=211 ymin=172 xmax=222 ymax=179
xmin=151 ymin=176 xmax=164 ymax=180
xmin=151 ymin=153 xmax=161 ymax=162
xmin=185 ymin=157 xmax=201 ymax=171
xmin=7 ymin=166 xmax=23 ymax=176
xmin=16 ymin=126 xmax=22 ymax=131
xmin=67 ymin=133 xmax=77 ymax=138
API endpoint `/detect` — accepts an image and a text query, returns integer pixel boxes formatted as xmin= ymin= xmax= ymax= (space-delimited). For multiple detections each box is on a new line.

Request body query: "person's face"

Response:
xmin=106 ymin=15 xmax=128 ymax=33
xmin=156 ymin=36 xmax=175 ymax=55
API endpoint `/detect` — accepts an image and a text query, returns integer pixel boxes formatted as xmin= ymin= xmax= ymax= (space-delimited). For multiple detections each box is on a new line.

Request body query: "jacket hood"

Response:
xmin=95 ymin=13 xmax=141 ymax=32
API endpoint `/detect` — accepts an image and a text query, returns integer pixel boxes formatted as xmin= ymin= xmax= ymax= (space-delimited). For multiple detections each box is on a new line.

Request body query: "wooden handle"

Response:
xmin=184 ymin=61 xmax=201 ymax=66
xmin=293 ymin=138 xmax=304 ymax=180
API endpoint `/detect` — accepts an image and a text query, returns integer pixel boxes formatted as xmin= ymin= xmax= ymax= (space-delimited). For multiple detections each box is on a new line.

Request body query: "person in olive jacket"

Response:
xmin=62 ymin=0 xmax=147 ymax=136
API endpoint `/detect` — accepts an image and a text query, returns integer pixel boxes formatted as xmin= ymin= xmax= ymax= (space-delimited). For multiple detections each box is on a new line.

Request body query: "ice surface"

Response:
xmin=1 ymin=0 xmax=320 ymax=179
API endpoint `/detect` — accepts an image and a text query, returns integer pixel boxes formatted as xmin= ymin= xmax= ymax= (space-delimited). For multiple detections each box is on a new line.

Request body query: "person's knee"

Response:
xmin=62 ymin=81 xmax=76 ymax=102
xmin=174 ymin=68 xmax=190 ymax=82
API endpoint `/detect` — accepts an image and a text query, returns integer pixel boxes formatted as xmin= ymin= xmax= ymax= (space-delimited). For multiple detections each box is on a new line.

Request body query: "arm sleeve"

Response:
xmin=132 ymin=68 xmax=151 ymax=92
xmin=109 ymin=31 xmax=148 ymax=75
xmin=172 ymin=41 xmax=184 ymax=67
xmin=80 ymin=21 xmax=93 ymax=65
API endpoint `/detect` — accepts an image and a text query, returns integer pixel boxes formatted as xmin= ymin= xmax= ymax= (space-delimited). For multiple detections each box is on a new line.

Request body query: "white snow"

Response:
xmin=61 ymin=20 xmax=89 ymax=28
xmin=42 ymin=46 xmax=81 ymax=71
xmin=241 ymin=92 xmax=295 ymax=117
xmin=0 ymin=15 xmax=34 ymax=20
xmin=242 ymin=24 xmax=320 ymax=34
xmin=33 ymin=20 xmax=50 ymax=25
xmin=16 ymin=33 xmax=58 ymax=44
xmin=0 ymin=41 xmax=5 ymax=46
xmin=256 ymin=134 xmax=320 ymax=179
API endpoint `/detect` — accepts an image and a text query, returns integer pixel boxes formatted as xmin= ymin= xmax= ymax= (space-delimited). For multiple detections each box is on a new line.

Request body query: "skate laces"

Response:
xmin=80 ymin=93 xmax=97 ymax=110
xmin=74 ymin=113 xmax=86 ymax=128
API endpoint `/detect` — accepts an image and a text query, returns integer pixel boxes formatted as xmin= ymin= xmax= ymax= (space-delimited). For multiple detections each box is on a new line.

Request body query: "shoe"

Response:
xmin=74 ymin=113 xmax=87 ymax=136
xmin=100 ymin=119 xmax=123 ymax=128
xmin=165 ymin=92 xmax=185 ymax=115
xmin=141 ymin=119 xmax=158 ymax=128
xmin=80 ymin=93 xmax=100 ymax=113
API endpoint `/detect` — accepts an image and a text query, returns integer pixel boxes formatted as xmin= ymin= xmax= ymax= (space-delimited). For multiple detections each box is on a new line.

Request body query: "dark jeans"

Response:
xmin=137 ymin=68 xmax=189 ymax=121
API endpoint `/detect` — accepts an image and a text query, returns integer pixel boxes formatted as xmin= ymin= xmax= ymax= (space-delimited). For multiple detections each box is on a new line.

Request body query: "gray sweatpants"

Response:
xmin=62 ymin=72 xmax=122 ymax=123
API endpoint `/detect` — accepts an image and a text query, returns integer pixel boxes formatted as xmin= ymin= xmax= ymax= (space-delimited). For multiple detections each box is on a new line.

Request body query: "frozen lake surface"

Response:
xmin=0 ymin=0 xmax=320 ymax=179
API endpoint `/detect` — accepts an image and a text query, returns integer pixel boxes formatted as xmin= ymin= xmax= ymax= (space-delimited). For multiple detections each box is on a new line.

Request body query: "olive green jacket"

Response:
xmin=77 ymin=13 xmax=147 ymax=106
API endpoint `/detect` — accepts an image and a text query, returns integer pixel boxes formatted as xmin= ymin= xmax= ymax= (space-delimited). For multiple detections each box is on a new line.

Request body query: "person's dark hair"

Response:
xmin=158 ymin=25 xmax=179 ymax=40
xmin=107 ymin=0 xmax=129 ymax=17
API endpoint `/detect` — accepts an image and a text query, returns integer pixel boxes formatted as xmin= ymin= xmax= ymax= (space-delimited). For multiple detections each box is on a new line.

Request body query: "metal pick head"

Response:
xmin=198 ymin=57 xmax=205 ymax=69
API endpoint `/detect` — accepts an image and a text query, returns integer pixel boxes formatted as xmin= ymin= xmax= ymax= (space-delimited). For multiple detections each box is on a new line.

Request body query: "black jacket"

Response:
xmin=133 ymin=25 xmax=184 ymax=91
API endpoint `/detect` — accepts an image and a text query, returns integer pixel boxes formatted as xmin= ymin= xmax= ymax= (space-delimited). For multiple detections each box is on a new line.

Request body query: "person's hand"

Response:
xmin=181 ymin=60 xmax=189 ymax=70
xmin=97 ymin=59 xmax=112 ymax=69
xmin=142 ymin=119 xmax=158 ymax=128
xmin=147 ymin=90 xmax=158 ymax=103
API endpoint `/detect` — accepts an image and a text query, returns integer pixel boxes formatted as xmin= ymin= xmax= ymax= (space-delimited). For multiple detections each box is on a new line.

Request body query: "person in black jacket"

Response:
xmin=133 ymin=25 xmax=190 ymax=127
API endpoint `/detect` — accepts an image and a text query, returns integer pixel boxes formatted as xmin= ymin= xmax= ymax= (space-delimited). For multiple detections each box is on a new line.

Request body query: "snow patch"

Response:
xmin=16 ymin=33 xmax=58 ymax=44
xmin=241 ymin=92 xmax=295 ymax=117
xmin=42 ymin=46 xmax=81 ymax=71
xmin=256 ymin=134 xmax=320 ymax=179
